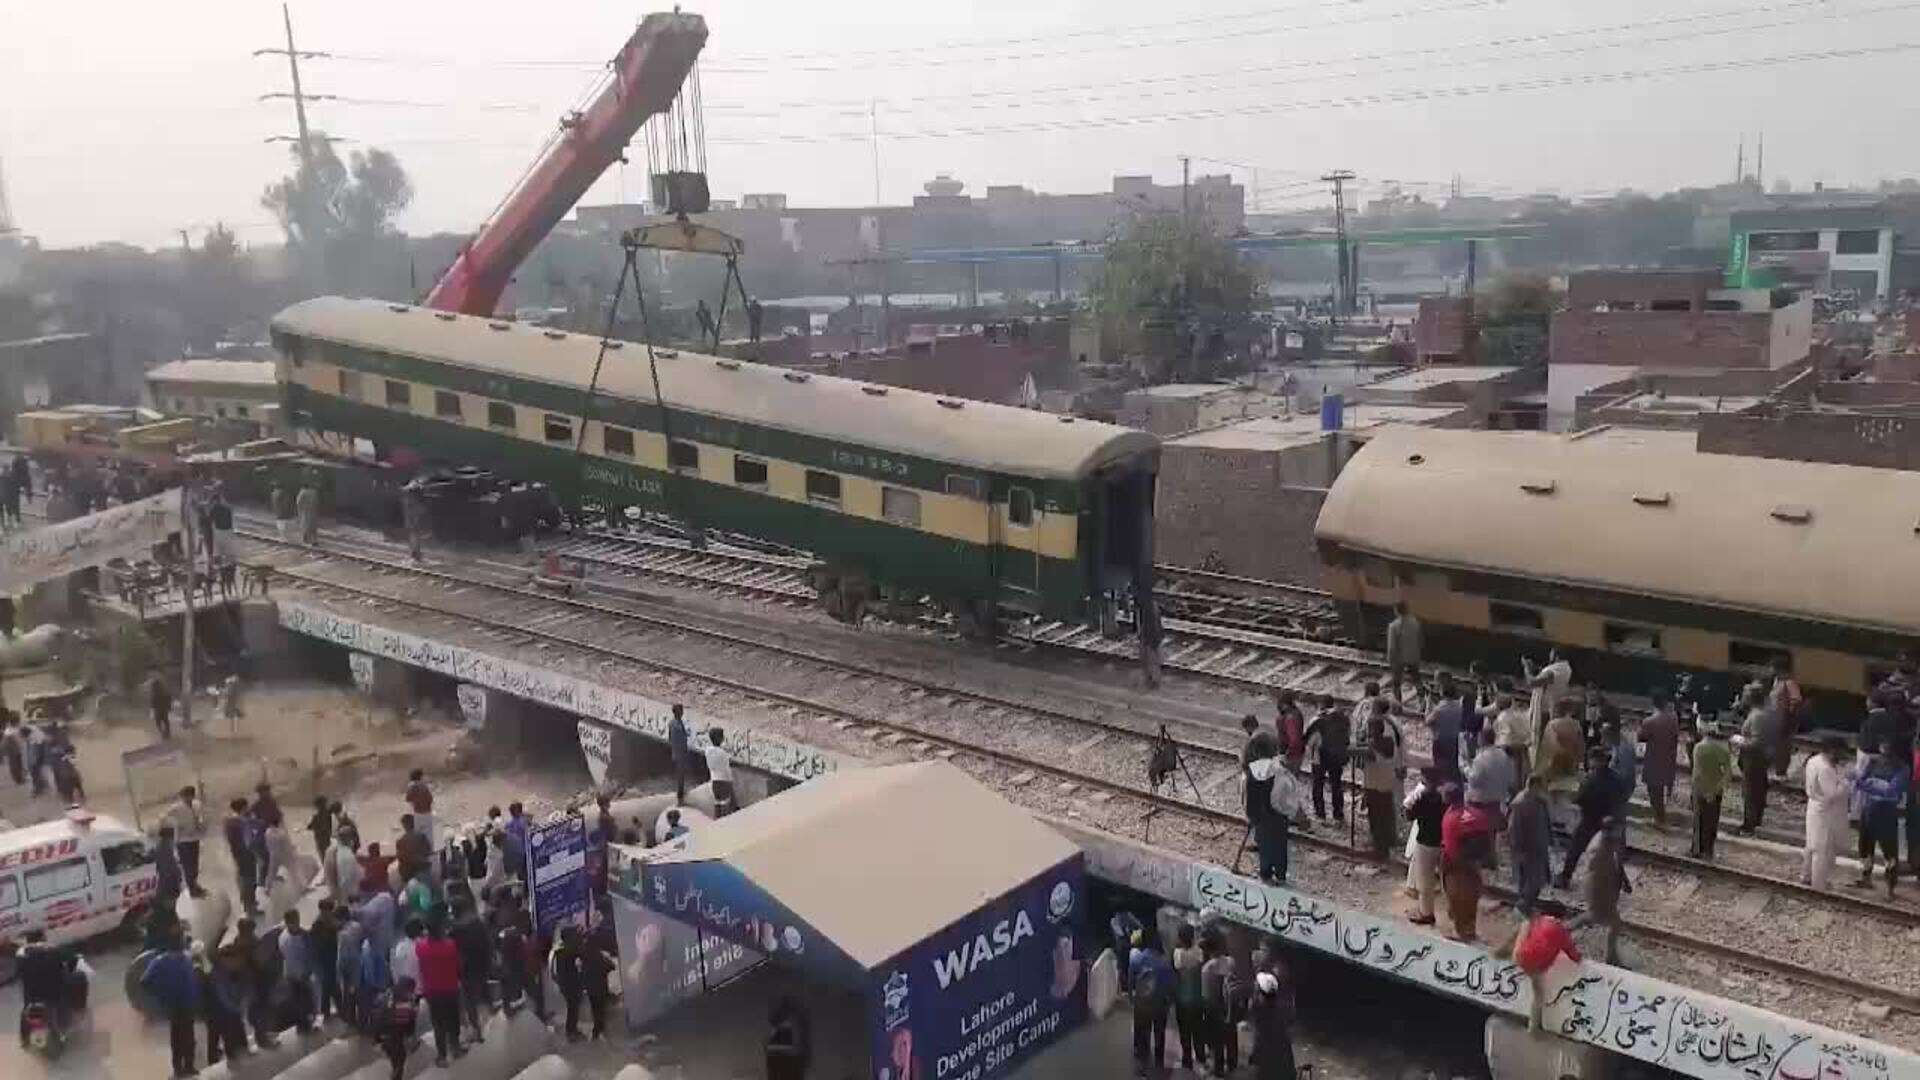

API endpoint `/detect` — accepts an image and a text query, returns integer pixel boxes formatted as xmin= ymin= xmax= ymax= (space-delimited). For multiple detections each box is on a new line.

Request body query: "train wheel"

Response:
xmin=950 ymin=598 xmax=997 ymax=643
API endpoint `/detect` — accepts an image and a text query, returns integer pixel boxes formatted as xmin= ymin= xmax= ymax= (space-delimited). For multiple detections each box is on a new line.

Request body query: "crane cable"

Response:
xmin=571 ymin=239 xmax=697 ymax=539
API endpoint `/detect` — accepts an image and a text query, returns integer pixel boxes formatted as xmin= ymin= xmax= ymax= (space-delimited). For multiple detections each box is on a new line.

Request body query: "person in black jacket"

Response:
xmin=451 ymin=899 xmax=493 ymax=1042
xmin=551 ymin=925 xmax=586 ymax=1040
xmin=1554 ymin=746 xmax=1623 ymax=890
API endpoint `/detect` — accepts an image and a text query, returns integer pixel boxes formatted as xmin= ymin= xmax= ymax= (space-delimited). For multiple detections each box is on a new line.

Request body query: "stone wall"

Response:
xmin=1549 ymin=309 xmax=1774 ymax=370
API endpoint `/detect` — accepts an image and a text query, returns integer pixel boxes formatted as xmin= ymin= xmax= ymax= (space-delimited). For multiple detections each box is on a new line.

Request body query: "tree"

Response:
xmin=261 ymin=136 xmax=414 ymax=295
xmin=1090 ymin=212 xmax=1260 ymax=382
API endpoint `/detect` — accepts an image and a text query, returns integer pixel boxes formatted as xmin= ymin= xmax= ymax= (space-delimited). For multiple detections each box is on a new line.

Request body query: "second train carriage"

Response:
xmin=1314 ymin=424 xmax=1920 ymax=727
xmin=268 ymin=297 xmax=1161 ymax=632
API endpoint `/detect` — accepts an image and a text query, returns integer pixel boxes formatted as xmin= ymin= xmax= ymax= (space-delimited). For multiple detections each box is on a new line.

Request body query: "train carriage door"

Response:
xmin=997 ymin=484 xmax=1041 ymax=598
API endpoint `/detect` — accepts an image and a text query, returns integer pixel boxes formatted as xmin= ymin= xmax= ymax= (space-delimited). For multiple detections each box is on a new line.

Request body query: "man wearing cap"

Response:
xmin=1247 ymin=969 xmax=1295 ymax=1080
xmin=1689 ymin=722 xmax=1734 ymax=860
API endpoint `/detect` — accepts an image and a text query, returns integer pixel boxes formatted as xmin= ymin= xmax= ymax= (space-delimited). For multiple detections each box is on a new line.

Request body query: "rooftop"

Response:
xmin=1131 ymin=382 xmax=1252 ymax=399
xmin=1167 ymin=404 xmax=1464 ymax=451
xmin=1363 ymin=366 xmax=1518 ymax=392
xmin=1604 ymin=392 xmax=1766 ymax=415
xmin=146 ymin=358 xmax=278 ymax=387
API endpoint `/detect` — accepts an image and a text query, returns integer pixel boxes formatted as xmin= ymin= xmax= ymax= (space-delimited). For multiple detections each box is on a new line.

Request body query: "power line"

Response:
xmin=711 ymin=0 xmax=1506 ymax=72
xmin=251 ymin=3 xmax=332 ymax=165
xmin=700 ymin=39 xmax=1920 ymax=147
xmin=700 ymin=0 xmax=1910 ymax=114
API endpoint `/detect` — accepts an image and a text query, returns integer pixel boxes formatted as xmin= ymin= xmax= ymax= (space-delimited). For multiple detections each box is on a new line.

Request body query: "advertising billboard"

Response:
xmin=528 ymin=814 xmax=590 ymax=939
xmin=868 ymin=856 xmax=1086 ymax=1080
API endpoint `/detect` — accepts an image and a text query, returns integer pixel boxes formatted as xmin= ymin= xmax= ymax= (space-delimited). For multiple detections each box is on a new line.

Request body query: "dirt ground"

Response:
xmin=0 ymin=674 xmax=1481 ymax=1079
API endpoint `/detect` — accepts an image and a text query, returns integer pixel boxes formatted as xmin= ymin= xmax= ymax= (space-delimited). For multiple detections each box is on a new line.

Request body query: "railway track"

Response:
xmin=542 ymin=528 xmax=1385 ymax=694
xmin=235 ymin=527 xmax=1920 ymax=1017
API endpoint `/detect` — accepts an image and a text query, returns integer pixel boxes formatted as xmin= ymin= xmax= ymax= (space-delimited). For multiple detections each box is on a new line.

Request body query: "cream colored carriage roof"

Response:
xmin=147 ymin=359 xmax=278 ymax=387
xmin=646 ymin=761 xmax=1080 ymax=969
xmin=272 ymin=296 xmax=1159 ymax=481
xmin=1315 ymin=425 xmax=1920 ymax=635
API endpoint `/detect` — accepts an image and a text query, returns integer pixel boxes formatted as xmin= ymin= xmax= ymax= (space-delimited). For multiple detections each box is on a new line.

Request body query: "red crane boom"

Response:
xmin=424 ymin=11 xmax=707 ymax=317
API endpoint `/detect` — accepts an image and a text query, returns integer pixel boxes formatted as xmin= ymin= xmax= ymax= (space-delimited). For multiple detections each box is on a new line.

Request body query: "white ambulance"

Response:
xmin=0 ymin=810 xmax=158 ymax=960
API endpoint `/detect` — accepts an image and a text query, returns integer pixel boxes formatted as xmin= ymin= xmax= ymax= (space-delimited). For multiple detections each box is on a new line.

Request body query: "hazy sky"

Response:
xmin=4 ymin=0 xmax=1919 ymax=249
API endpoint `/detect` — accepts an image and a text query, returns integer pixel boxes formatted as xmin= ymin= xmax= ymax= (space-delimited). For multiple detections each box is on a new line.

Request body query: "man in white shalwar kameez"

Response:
xmin=1803 ymin=735 xmax=1852 ymax=891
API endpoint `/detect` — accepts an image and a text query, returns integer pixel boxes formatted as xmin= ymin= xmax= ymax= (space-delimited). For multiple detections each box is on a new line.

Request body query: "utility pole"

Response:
xmin=1180 ymin=155 xmax=1191 ymax=221
xmin=869 ymin=100 xmax=881 ymax=206
xmin=254 ymin=4 xmax=331 ymax=166
xmin=1322 ymin=170 xmax=1356 ymax=320
xmin=179 ymin=485 xmax=197 ymax=735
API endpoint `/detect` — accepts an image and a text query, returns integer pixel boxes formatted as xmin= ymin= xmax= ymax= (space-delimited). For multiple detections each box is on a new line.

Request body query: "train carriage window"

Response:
xmin=1362 ymin=558 xmax=1396 ymax=589
xmin=215 ymin=405 xmax=227 ymax=418
xmin=0 ymin=876 xmax=17 ymax=912
xmin=805 ymin=470 xmax=842 ymax=506
xmin=603 ymin=427 xmax=635 ymax=458
xmin=733 ymin=456 xmax=768 ymax=488
xmin=1008 ymin=487 xmax=1035 ymax=527
xmin=384 ymin=380 xmax=412 ymax=408
xmin=669 ymin=441 xmax=700 ymax=472
xmin=24 ymin=857 xmax=90 ymax=903
xmin=487 ymin=402 xmax=516 ymax=430
xmin=1604 ymin=622 xmax=1662 ymax=656
xmin=236 ymin=406 xmax=249 ymax=419
xmin=543 ymin=414 xmax=573 ymax=444
xmin=1489 ymin=601 xmax=1546 ymax=634
xmin=338 ymin=371 xmax=362 ymax=401
xmin=1730 ymin=641 xmax=1793 ymax=673
xmin=882 ymin=487 xmax=922 ymax=526
xmin=434 ymin=391 xmax=463 ymax=421
xmin=945 ymin=474 xmax=984 ymax=500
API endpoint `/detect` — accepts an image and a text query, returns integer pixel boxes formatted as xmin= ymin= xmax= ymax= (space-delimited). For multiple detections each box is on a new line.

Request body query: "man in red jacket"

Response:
xmin=413 ymin=922 xmax=464 ymax=1067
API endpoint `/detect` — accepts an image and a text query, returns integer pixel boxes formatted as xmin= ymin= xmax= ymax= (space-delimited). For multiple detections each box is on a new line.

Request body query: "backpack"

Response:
xmin=1130 ymin=954 xmax=1162 ymax=1007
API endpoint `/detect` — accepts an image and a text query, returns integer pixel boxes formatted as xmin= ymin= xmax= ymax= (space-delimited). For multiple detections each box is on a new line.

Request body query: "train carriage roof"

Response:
xmin=1315 ymin=425 xmax=1920 ymax=635
xmin=272 ymin=297 xmax=1158 ymax=482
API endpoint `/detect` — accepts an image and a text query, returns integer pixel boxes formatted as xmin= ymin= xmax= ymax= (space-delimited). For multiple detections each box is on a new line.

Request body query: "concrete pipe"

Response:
xmin=272 ymin=1037 xmax=377 ymax=1080
xmin=603 ymin=794 xmax=675 ymax=845
xmin=652 ymin=803 xmax=710 ymax=843
xmin=1484 ymin=1015 xmax=1614 ymax=1080
xmin=1086 ymin=948 xmax=1120 ymax=1019
xmin=0 ymin=625 xmax=63 ymax=671
xmin=181 ymin=888 xmax=234 ymax=950
xmin=448 ymin=1006 xmax=557 ymax=1080
xmin=198 ymin=1030 xmax=328 ymax=1080
xmin=507 ymin=1054 xmax=579 ymax=1080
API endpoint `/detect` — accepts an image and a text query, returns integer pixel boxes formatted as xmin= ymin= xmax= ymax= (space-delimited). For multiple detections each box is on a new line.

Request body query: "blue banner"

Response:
xmin=869 ymin=856 xmax=1087 ymax=1080
xmin=639 ymin=855 xmax=865 ymax=986
xmin=529 ymin=814 xmax=590 ymax=940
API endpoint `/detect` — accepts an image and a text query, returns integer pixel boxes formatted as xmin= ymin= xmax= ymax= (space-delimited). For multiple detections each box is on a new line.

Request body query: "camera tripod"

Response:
xmin=1143 ymin=724 xmax=1206 ymax=844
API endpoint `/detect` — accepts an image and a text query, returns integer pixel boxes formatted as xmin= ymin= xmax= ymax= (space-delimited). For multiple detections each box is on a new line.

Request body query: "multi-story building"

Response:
xmin=1546 ymin=269 xmax=1812 ymax=424
xmin=1729 ymin=196 xmax=1896 ymax=300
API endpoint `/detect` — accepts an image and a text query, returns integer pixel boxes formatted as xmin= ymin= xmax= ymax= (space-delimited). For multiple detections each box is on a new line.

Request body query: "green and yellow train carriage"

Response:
xmin=1314 ymin=425 xmax=1920 ymax=729
xmin=269 ymin=296 xmax=1160 ymax=633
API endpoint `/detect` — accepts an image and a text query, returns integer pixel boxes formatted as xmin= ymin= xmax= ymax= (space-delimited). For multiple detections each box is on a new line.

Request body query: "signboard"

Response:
xmin=640 ymin=855 xmax=861 ymax=986
xmin=609 ymin=844 xmax=764 ymax=1029
xmin=870 ymin=857 xmax=1087 ymax=1080
xmin=1193 ymin=866 xmax=1907 ymax=1080
xmin=0 ymin=488 xmax=181 ymax=593
xmin=347 ymin=652 xmax=375 ymax=694
xmin=528 ymin=814 xmax=590 ymax=940
xmin=455 ymin=684 xmax=487 ymax=730
xmin=578 ymin=721 xmax=612 ymax=788
xmin=280 ymin=602 xmax=844 ymax=783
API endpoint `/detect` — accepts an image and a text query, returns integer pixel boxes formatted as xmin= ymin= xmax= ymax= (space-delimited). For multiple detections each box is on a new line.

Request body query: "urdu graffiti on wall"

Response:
xmin=279 ymin=601 xmax=843 ymax=783
xmin=0 ymin=488 xmax=183 ymax=593
xmin=1193 ymin=867 xmax=1908 ymax=1080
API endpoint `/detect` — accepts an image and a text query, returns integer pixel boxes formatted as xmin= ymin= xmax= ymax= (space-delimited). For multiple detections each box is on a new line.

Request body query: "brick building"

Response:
xmin=1117 ymin=383 xmax=1293 ymax=437
xmin=1152 ymin=404 xmax=1469 ymax=584
xmin=1546 ymin=269 xmax=1812 ymax=424
xmin=1411 ymin=297 xmax=1469 ymax=363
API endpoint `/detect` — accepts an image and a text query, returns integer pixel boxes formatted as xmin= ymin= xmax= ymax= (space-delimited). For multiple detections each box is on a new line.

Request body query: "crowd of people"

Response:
xmin=1117 ymin=914 xmax=1297 ymax=1080
xmin=1240 ymin=604 xmax=1920 ymax=953
xmin=135 ymin=769 xmax=630 ymax=1079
